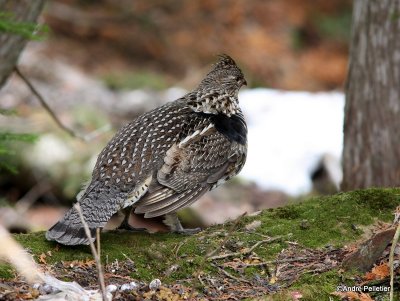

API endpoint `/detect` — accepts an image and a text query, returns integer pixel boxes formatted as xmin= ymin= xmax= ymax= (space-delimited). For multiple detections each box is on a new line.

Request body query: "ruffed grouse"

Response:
xmin=46 ymin=54 xmax=248 ymax=245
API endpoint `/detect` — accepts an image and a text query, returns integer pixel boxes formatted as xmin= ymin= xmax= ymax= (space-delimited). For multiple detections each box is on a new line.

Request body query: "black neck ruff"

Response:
xmin=197 ymin=112 xmax=247 ymax=145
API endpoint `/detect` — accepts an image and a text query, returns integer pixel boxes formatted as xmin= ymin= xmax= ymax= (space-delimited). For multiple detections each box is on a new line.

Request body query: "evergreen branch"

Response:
xmin=0 ymin=132 xmax=37 ymax=142
xmin=0 ymin=108 xmax=17 ymax=116
xmin=0 ymin=12 xmax=47 ymax=40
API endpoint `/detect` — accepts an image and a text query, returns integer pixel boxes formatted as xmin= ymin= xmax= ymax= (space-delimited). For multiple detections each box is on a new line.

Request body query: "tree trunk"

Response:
xmin=342 ymin=0 xmax=400 ymax=190
xmin=0 ymin=0 xmax=45 ymax=89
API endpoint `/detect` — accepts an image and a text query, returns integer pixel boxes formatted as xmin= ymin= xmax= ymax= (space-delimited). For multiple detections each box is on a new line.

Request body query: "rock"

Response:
xmin=149 ymin=279 xmax=161 ymax=290
xmin=32 ymin=283 xmax=41 ymax=290
xmin=342 ymin=227 xmax=396 ymax=272
xmin=300 ymin=219 xmax=310 ymax=230
xmin=245 ymin=220 xmax=262 ymax=231
xmin=106 ymin=284 xmax=117 ymax=293
xmin=39 ymin=283 xmax=60 ymax=295
xmin=119 ymin=282 xmax=138 ymax=292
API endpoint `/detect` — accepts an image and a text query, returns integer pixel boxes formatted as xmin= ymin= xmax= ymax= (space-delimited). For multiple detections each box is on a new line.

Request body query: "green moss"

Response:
xmin=0 ymin=12 xmax=48 ymax=40
xmin=272 ymin=204 xmax=302 ymax=219
xmin=252 ymin=188 xmax=399 ymax=249
xmin=0 ymin=263 xmax=14 ymax=279
xmin=260 ymin=270 xmax=354 ymax=300
xmin=7 ymin=188 xmax=400 ymax=291
xmin=352 ymin=188 xmax=400 ymax=211
xmin=290 ymin=270 xmax=344 ymax=301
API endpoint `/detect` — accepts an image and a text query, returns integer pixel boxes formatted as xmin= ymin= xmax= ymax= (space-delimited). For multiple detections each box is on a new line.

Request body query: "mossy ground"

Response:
xmin=2 ymin=188 xmax=399 ymax=300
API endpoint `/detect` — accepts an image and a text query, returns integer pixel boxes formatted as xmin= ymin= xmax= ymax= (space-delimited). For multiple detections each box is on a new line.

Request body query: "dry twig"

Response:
xmin=121 ymin=252 xmax=135 ymax=265
xmin=208 ymin=235 xmax=283 ymax=261
xmin=74 ymin=203 xmax=108 ymax=301
xmin=206 ymin=212 xmax=247 ymax=258
xmin=96 ymin=228 xmax=101 ymax=259
xmin=242 ymin=262 xmax=270 ymax=268
xmin=14 ymin=66 xmax=110 ymax=142
xmin=0 ymin=224 xmax=42 ymax=283
xmin=188 ymin=212 xmax=247 ymax=300
xmin=211 ymin=263 xmax=252 ymax=285
xmin=174 ymin=238 xmax=189 ymax=258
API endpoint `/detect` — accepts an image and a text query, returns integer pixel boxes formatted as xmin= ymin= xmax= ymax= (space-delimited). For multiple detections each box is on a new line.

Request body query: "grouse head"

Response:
xmin=190 ymin=54 xmax=247 ymax=117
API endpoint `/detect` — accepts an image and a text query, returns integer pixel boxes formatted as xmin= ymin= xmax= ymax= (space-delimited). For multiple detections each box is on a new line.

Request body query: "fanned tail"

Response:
xmin=46 ymin=186 xmax=125 ymax=245
xmin=45 ymin=208 xmax=97 ymax=246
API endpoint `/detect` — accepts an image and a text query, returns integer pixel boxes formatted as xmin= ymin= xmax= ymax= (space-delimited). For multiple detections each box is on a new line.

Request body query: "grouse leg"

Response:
xmin=117 ymin=207 xmax=147 ymax=232
xmin=164 ymin=212 xmax=201 ymax=235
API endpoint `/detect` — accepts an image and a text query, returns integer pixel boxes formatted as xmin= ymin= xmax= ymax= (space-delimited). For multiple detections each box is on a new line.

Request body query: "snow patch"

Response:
xmin=239 ymin=88 xmax=344 ymax=195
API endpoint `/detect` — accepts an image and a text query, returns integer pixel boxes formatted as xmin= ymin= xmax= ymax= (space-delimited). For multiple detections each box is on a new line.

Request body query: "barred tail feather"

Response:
xmin=46 ymin=186 xmax=125 ymax=246
xmin=45 ymin=210 xmax=97 ymax=246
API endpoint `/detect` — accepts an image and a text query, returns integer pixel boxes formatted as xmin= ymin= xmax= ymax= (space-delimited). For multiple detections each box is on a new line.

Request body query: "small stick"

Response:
xmin=74 ymin=203 xmax=108 ymax=301
xmin=211 ymin=263 xmax=252 ymax=285
xmin=103 ymin=273 xmax=133 ymax=281
xmin=14 ymin=66 xmax=110 ymax=142
xmin=247 ymin=236 xmax=283 ymax=254
xmin=242 ymin=262 xmax=270 ymax=268
xmin=121 ymin=252 xmax=135 ymax=265
xmin=206 ymin=212 xmax=247 ymax=258
xmin=174 ymin=239 xmax=188 ymax=258
xmin=188 ymin=212 xmax=247 ymax=300
xmin=271 ymin=257 xmax=309 ymax=264
xmin=208 ymin=236 xmax=283 ymax=261
xmin=96 ymin=228 xmax=101 ymax=259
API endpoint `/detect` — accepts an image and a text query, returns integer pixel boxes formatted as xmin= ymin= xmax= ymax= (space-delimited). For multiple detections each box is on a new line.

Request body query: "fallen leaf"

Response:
xmin=62 ymin=259 xmax=96 ymax=269
xmin=372 ymin=263 xmax=390 ymax=278
xmin=38 ymin=253 xmax=47 ymax=264
xmin=332 ymin=291 xmax=358 ymax=300
xmin=243 ymin=255 xmax=261 ymax=265
xmin=364 ymin=263 xmax=390 ymax=281
xmin=332 ymin=291 xmax=373 ymax=301
xmin=222 ymin=260 xmax=243 ymax=270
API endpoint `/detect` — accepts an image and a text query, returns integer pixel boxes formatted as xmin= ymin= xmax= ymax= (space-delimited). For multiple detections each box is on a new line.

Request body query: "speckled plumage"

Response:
xmin=46 ymin=54 xmax=248 ymax=245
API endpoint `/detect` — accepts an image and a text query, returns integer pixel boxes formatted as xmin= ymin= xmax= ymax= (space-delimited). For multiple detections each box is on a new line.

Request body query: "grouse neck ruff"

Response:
xmin=195 ymin=111 xmax=247 ymax=145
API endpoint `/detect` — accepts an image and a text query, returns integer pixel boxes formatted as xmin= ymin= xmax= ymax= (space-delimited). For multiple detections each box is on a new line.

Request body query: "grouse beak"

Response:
xmin=242 ymin=79 xmax=247 ymax=86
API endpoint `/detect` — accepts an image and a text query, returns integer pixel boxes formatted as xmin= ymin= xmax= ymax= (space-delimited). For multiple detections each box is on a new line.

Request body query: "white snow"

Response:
xmin=239 ymin=88 xmax=345 ymax=195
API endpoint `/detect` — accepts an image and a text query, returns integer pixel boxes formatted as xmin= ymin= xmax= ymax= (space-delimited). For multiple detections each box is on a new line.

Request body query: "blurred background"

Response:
xmin=0 ymin=0 xmax=351 ymax=233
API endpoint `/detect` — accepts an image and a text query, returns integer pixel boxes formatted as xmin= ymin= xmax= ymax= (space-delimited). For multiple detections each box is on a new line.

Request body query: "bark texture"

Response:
xmin=0 ymin=0 xmax=45 ymax=89
xmin=342 ymin=0 xmax=400 ymax=190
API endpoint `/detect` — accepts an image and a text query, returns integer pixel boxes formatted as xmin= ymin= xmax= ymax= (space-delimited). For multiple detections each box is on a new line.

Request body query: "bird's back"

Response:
xmin=91 ymin=100 xmax=191 ymax=191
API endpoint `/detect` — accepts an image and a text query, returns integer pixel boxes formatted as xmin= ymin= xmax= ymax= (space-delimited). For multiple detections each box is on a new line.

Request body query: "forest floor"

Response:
xmin=1 ymin=188 xmax=400 ymax=300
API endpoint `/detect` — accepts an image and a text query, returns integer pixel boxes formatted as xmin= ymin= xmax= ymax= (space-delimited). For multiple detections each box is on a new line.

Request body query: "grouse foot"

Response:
xmin=175 ymin=227 xmax=202 ymax=235
xmin=164 ymin=213 xmax=202 ymax=235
